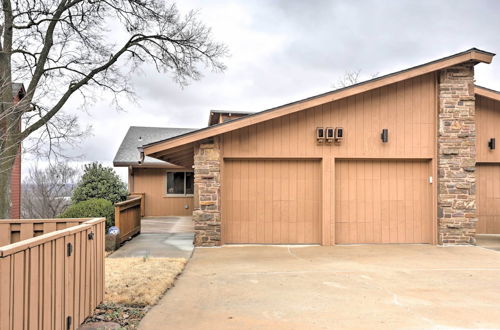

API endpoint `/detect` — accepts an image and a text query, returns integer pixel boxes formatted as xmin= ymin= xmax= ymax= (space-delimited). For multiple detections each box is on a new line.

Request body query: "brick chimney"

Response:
xmin=9 ymin=83 xmax=25 ymax=219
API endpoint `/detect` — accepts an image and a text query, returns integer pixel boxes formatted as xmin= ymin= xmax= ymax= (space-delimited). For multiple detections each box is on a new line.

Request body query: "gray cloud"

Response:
xmin=24 ymin=0 xmax=500 ymax=180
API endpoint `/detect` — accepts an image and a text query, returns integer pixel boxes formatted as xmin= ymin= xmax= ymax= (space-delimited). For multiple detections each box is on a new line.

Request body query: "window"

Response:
xmin=166 ymin=171 xmax=194 ymax=196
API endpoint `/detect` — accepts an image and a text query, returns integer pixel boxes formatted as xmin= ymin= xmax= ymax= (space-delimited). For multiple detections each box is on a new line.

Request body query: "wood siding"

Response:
xmin=477 ymin=164 xmax=500 ymax=234
xmin=476 ymin=95 xmax=500 ymax=163
xmin=476 ymin=95 xmax=500 ymax=234
xmin=0 ymin=218 xmax=105 ymax=330
xmin=223 ymin=159 xmax=321 ymax=244
xmin=132 ymin=168 xmax=193 ymax=216
xmin=222 ymin=73 xmax=436 ymax=159
xmin=335 ymin=160 xmax=433 ymax=244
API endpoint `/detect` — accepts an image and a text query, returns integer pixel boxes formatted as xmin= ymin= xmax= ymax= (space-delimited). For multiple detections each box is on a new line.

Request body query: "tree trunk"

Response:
xmin=0 ymin=0 xmax=16 ymax=218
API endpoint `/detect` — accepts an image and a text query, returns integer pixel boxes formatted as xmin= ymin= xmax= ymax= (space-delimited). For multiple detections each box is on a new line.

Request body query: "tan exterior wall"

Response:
xmin=222 ymin=73 xmax=437 ymax=159
xmin=131 ymin=168 xmax=193 ymax=217
xmin=476 ymin=94 xmax=500 ymax=163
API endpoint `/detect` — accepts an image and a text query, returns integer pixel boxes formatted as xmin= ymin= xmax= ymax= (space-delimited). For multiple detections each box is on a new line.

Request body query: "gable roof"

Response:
xmin=475 ymin=85 xmax=500 ymax=101
xmin=113 ymin=126 xmax=196 ymax=167
xmin=144 ymin=48 xmax=495 ymax=163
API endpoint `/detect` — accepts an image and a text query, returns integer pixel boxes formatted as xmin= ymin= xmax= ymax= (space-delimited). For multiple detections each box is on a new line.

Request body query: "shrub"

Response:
xmin=59 ymin=198 xmax=115 ymax=229
xmin=72 ymin=162 xmax=128 ymax=204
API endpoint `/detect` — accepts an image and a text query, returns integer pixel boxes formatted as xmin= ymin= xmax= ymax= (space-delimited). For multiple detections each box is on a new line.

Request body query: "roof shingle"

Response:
xmin=113 ymin=126 xmax=196 ymax=166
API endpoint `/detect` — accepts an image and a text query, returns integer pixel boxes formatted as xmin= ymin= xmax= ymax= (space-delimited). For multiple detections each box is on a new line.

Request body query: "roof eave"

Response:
xmin=113 ymin=161 xmax=183 ymax=168
xmin=475 ymin=85 xmax=500 ymax=101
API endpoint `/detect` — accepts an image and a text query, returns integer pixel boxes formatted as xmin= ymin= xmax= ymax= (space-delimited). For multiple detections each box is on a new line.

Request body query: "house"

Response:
xmin=117 ymin=48 xmax=500 ymax=247
xmin=9 ymin=83 xmax=25 ymax=219
xmin=114 ymin=126 xmax=196 ymax=216
xmin=113 ymin=114 xmax=257 ymax=217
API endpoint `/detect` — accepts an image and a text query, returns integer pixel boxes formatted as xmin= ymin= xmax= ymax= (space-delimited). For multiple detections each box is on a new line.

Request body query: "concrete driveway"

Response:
xmin=139 ymin=245 xmax=500 ymax=329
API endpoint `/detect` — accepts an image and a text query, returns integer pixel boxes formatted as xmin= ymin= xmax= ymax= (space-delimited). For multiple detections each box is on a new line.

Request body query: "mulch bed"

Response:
xmin=83 ymin=303 xmax=150 ymax=329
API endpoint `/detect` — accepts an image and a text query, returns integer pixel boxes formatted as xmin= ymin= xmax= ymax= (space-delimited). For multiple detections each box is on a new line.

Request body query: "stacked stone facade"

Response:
xmin=192 ymin=140 xmax=221 ymax=246
xmin=438 ymin=63 xmax=477 ymax=244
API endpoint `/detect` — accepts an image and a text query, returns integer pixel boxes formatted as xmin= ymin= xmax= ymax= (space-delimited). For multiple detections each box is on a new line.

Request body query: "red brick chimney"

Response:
xmin=9 ymin=83 xmax=25 ymax=219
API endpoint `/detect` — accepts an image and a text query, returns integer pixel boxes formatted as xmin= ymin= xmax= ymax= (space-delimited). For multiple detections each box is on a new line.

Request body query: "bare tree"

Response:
xmin=0 ymin=0 xmax=228 ymax=217
xmin=333 ymin=70 xmax=379 ymax=89
xmin=22 ymin=162 xmax=79 ymax=218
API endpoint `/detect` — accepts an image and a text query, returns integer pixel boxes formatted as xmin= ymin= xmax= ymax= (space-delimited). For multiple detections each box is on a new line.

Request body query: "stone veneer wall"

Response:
xmin=438 ymin=63 xmax=477 ymax=244
xmin=192 ymin=139 xmax=221 ymax=246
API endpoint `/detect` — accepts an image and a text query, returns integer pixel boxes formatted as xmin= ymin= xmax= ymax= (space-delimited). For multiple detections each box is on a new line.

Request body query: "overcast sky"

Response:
xmin=23 ymin=0 xmax=500 ymax=181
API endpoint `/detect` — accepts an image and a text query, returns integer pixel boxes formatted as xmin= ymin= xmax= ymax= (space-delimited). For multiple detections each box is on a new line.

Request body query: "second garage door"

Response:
xmin=335 ymin=159 xmax=433 ymax=244
xmin=477 ymin=164 xmax=500 ymax=234
xmin=223 ymin=159 xmax=321 ymax=244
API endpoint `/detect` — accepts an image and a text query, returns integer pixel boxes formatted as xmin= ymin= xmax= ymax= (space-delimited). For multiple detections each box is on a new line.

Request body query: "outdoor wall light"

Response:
xmin=334 ymin=127 xmax=344 ymax=142
xmin=381 ymin=129 xmax=389 ymax=143
xmin=326 ymin=127 xmax=334 ymax=143
xmin=488 ymin=138 xmax=496 ymax=150
xmin=316 ymin=127 xmax=325 ymax=143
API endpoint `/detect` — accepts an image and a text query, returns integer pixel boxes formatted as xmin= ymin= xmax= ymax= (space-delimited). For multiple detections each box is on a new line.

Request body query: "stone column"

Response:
xmin=192 ymin=139 xmax=221 ymax=246
xmin=438 ymin=63 xmax=477 ymax=244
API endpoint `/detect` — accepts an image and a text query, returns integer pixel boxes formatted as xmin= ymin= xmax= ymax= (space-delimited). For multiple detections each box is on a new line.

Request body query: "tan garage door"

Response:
xmin=335 ymin=160 xmax=432 ymax=244
xmin=477 ymin=164 xmax=500 ymax=234
xmin=223 ymin=159 xmax=321 ymax=244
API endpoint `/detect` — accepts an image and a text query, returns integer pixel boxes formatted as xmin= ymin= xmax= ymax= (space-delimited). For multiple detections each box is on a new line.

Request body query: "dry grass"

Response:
xmin=105 ymin=257 xmax=186 ymax=306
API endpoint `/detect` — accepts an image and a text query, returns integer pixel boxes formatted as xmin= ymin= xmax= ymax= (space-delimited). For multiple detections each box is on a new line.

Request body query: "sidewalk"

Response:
xmin=109 ymin=216 xmax=194 ymax=259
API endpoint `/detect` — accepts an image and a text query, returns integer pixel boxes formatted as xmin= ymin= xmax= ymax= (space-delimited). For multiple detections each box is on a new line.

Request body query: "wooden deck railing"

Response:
xmin=129 ymin=192 xmax=145 ymax=217
xmin=0 ymin=217 xmax=105 ymax=330
xmin=114 ymin=195 xmax=142 ymax=243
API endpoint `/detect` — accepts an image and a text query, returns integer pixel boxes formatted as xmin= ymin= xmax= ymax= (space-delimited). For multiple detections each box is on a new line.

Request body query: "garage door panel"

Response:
xmin=335 ymin=160 xmax=432 ymax=244
xmin=477 ymin=165 xmax=500 ymax=234
xmin=224 ymin=159 xmax=321 ymax=244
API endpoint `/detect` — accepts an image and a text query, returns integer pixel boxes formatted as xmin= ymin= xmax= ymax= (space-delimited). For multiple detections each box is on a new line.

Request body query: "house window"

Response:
xmin=166 ymin=171 xmax=194 ymax=196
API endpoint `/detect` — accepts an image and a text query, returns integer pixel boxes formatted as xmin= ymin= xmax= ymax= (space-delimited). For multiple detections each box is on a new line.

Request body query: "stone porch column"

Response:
xmin=192 ymin=139 xmax=221 ymax=246
xmin=438 ymin=63 xmax=477 ymax=244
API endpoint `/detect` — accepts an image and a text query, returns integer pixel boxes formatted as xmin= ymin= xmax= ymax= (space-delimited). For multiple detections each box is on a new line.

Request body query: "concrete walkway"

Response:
xmin=109 ymin=216 xmax=194 ymax=259
xmin=139 ymin=244 xmax=500 ymax=329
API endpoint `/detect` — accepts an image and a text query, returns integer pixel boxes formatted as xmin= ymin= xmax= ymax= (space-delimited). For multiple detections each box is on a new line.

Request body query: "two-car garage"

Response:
xmin=223 ymin=159 xmax=433 ymax=245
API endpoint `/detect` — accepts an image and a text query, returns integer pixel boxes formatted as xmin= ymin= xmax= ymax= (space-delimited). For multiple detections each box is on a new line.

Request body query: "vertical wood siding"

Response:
xmin=476 ymin=95 xmax=500 ymax=163
xmin=476 ymin=95 xmax=500 ymax=234
xmin=0 ymin=218 xmax=105 ymax=330
xmin=223 ymin=159 xmax=321 ymax=244
xmin=477 ymin=165 xmax=500 ymax=234
xmin=335 ymin=160 xmax=432 ymax=244
xmin=132 ymin=168 xmax=193 ymax=216
xmin=222 ymin=73 xmax=436 ymax=159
